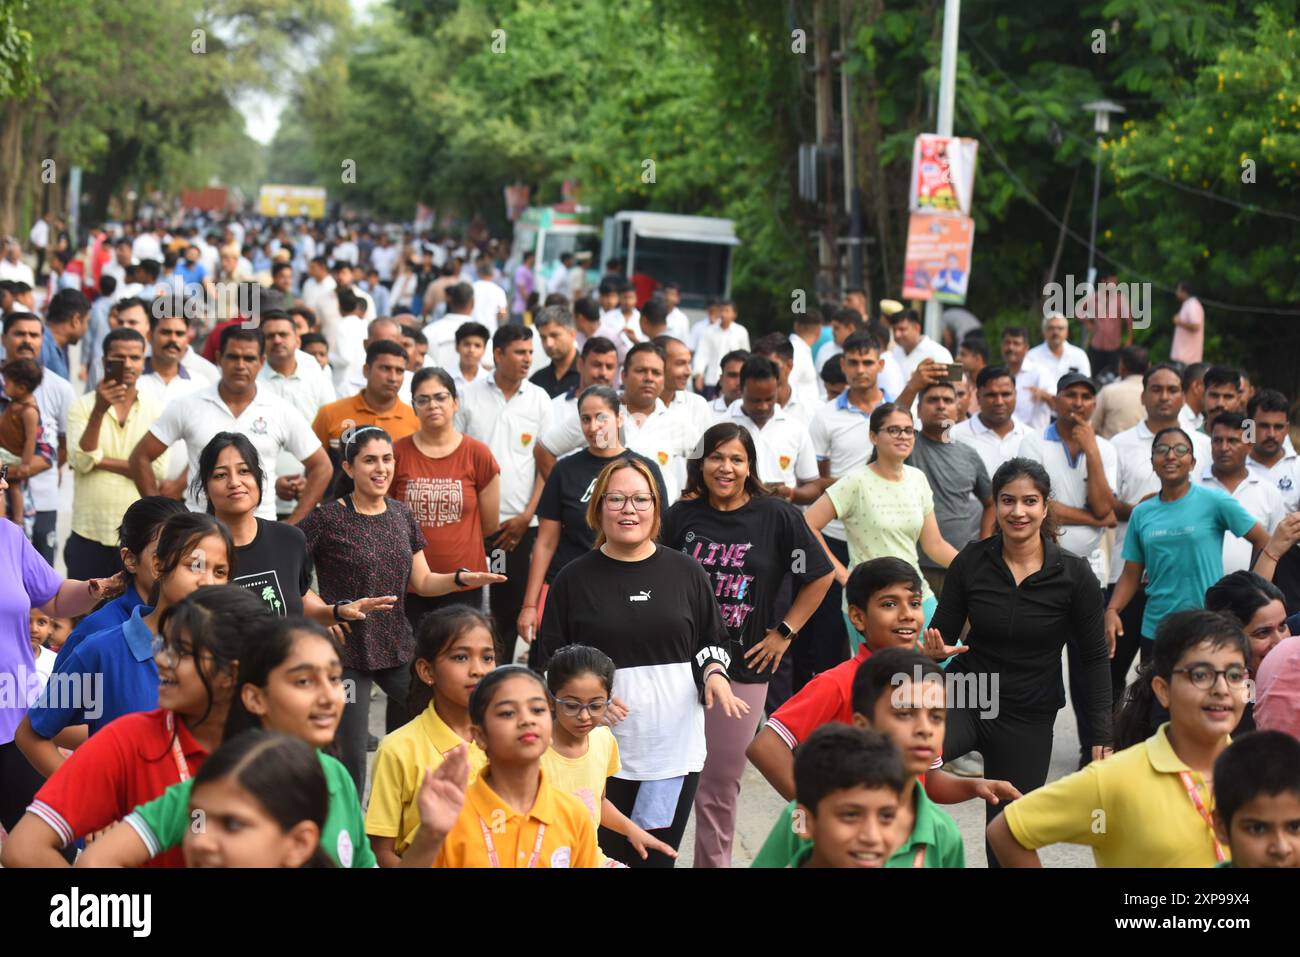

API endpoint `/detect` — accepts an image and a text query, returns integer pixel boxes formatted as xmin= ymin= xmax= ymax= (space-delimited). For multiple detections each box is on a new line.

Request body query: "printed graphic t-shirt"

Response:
xmin=233 ymin=518 xmax=312 ymax=617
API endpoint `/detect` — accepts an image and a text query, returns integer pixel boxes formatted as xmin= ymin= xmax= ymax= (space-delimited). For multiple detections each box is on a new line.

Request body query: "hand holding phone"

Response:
xmin=104 ymin=358 xmax=125 ymax=384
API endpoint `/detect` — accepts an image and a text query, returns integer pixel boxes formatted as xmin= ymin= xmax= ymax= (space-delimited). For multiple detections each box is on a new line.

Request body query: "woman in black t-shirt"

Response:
xmin=516 ymin=386 xmax=667 ymax=644
xmin=197 ymin=432 xmax=397 ymax=629
xmin=537 ymin=455 xmax=748 ymax=867
xmin=661 ymin=422 xmax=833 ymax=869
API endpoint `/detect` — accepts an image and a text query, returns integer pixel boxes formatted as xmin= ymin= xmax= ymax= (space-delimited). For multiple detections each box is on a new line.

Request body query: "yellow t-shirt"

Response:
xmin=364 ymin=704 xmax=488 ymax=856
xmin=1004 ymin=723 xmax=1228 ymax=868
xmin=539 ymin=727 xmax=621 ymax=829
xmin=433 ymin=768 xmax=599 ymax=868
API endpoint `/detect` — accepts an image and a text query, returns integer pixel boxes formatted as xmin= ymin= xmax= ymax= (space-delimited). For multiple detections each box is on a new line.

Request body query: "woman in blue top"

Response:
xmin=55 ymin=496 xmax=188 ymax=666
xmin=1107 ymin=426 xmax=1288 ymax=657
xmin=15 ymin=511 xmax=235 ymax=780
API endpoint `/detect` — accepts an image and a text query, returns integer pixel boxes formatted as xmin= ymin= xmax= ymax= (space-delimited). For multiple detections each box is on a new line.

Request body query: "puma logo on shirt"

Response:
xmin=628 ymin=590 xmax=652 ymax=602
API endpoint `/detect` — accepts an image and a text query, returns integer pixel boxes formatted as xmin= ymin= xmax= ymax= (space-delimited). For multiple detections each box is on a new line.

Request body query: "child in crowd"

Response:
xmin=0 ymin=358 xmax=43 ymax=522
xmin=789 ymin=724 xmax=906 ymax=868
xmin=988 ymin=609 xmax=1249 ymax=867
xmin=453 ymin=322 xmax=490 ymax=388
xmin=748 ymin=558 xmax=1015 ymax=808
xmin=820 ymin=353 xmax=847 ymax=401
xmin=78 ymin=619 xmax=376 ymax=868
xmin=27 ymin=609 xmax=57 ymax=695
xmin=300 ymin=332 xmax=331 ymax=371
xmin=753 ymin=648 xmax=966 ymax=867
xmin=367 ymin=606 xmax=495 ymax=866
xmin=540 ymin=645 xmax=677 ymax=865
xmin=1211 ymin=731 xmax=1300 ymax=868
xmin=182 ymin=730 xmax=334 ymax=869
xmin=45 ymin=616 xmax=72 ymax=653
xmin=400 ymin=666 xmax=598 ymax=868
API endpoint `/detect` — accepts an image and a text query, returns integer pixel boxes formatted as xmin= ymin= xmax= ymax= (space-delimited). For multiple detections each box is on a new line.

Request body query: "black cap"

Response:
xmin=1057 ymin=371 xmax=1098 ymax=394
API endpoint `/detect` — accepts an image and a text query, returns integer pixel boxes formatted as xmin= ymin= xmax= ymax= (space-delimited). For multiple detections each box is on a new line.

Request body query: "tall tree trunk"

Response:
xmin=0 ymin=101 xmax=28 ymax=237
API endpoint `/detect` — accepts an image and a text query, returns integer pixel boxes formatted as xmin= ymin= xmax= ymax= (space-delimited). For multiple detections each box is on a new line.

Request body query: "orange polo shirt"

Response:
xmin=433 ymin=768 xmax=598 ymax=868
xmin=312 ymin=391 xmax=419 ymax=452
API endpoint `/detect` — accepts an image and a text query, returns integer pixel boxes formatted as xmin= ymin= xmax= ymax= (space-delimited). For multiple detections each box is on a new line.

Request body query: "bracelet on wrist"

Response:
xmin=454 ymin=567 xmax=469 ymax=588
xmin=1264 ymin=549 xmax=1281 ymax=563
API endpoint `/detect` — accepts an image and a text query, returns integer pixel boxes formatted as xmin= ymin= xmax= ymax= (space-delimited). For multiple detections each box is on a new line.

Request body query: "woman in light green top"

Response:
xmin=806 ymin=403 xmax=957 ymax=649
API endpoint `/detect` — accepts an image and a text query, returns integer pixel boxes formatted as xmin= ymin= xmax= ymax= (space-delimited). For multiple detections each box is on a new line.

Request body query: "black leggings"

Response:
xmin=600 ymin=772 xmax=700 ymax=869
xmin=944 ymin=703 xmax=1056 ymax=868
xmin=1106 ymin=581 xmax=1148 ymax=704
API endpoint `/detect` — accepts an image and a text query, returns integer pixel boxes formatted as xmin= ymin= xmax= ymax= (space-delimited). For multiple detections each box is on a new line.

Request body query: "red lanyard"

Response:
xmin=478 ymin=817 xmax=546 ymax=868
xmin=1178 ymin=771 xmax=1226 ymax=864
xmin=164 ymin=711 xmax=191 ymax=783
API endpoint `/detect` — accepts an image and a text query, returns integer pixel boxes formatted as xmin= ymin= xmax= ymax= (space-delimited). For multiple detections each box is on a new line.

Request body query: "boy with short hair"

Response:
xmin=789 ymin=724 xmax=906 ymax=868
xmin=1212 ymin=731 xmax=1300 ymax=867
xmin=754 ymin=648 xmax=967 ymax=867
xmin=452 ymin=321 xmax=490 ymax=391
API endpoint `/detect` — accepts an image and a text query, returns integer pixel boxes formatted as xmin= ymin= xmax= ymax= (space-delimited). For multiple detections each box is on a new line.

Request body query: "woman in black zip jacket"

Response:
xmin=923 ymin=457 xmax=1112 ymax=866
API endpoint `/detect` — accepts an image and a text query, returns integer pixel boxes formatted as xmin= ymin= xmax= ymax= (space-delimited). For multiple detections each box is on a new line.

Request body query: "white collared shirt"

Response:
xmin=1012 ymin=360 xmax=1056 ymax=431
xmin=693 ymin=322 xmax=751 ymax=387
xmin=1108 ymin=421 xmax=1212 ymax=583
xmin=789 ymin=334 xmax=823 ymax=402
xmin=809 ymin=391 xmax=882 ymax=541
xmin=726 ymin=399 xmax=818 ymax=489
xmin=1027 ymin=340 xmax=1091 ymax=382
xmin=951 ymin=414 xmax=1035 ymax=481
xmin=258 ymin=351 xmax=337 ymax=425
xmin=665 ymin=307 xmax=691 ymax=341
xmin=422 ymin=313 xmax=473 ymax=370
xmin=456 ymin=375 xmax=553 ymax=521
xmin=147 ymin=384 xmax=322 ymax=520
xmin=470 ymin=279 xmax=507 ymax=331
xmin=889 ymin=335 xmax=953 ymax=379
xmin=1178 ymin=403 xmax=1204 ymax=434
xmin=1199 ymin=468 xmax=1284 ymax=574
xmin=138 ymin=362 xmax=210 ymax=480
xmin=28 ymin=371 xmax=74 ymax=512
xmin=665 ymin=389 xmax=713 ymax=446
xmin=1246 ymin=450 xmax=1300 ymax=512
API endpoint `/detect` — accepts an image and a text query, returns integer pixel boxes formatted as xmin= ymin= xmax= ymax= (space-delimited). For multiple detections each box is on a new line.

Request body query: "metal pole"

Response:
xmin=1086 ymin=134 xmax=1102 ymax=287
xmin=925 ymin=0 xmax=960 ymax=340
xmin=839 ymin=0 xmax=863 ymax=291
xmin=814 ymin=0 xmax=838 ymax=300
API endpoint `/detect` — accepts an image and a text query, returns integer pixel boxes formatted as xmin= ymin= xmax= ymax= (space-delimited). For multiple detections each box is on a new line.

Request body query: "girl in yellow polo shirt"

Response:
xmin=366 ymin=606 xmax=495 ymax=866
xmin=540 ymin=645 xmax=678 ymax=865
xmin=988 ymin=609 xmax=1250 ymax=867
xmin=400 ymin=666 xmax=598 ymax=868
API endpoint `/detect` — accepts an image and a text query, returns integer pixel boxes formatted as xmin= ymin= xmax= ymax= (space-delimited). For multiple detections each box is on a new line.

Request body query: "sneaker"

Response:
xmin=943 ymin=752 xmax=984 ymax=778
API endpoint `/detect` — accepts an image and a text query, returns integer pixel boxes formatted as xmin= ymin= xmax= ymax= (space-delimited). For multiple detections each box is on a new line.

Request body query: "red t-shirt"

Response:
xmin=200 ymin=317 xmax=245 ymax=363
xmin=29 ymin=709 xmax=207 ymax=868
xmin=391 ymin=433 xmax=500 ymax=578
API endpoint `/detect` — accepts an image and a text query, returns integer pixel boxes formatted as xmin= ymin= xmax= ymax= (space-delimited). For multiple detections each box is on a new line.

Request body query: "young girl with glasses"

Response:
xmin=541 ymin=644 xmax=677 ymax=865
xmin=988 ymin=609 xmax=1251 ymax=867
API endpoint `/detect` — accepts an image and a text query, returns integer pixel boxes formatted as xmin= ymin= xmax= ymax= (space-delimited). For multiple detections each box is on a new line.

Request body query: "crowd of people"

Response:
xmin=0 ymin=214 xmax=1298 ymax=871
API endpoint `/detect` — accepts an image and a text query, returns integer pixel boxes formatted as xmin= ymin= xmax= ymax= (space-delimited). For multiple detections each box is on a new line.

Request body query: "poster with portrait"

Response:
xmin=902 ymin=213 xmax=976 ymax=304
xmin=910 ymin=135 xmax=979 ymax=215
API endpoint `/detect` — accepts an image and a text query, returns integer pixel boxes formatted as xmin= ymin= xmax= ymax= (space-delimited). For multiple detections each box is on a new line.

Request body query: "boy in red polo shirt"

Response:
xmin=747 ymin=557 xmax=1016 ymax=807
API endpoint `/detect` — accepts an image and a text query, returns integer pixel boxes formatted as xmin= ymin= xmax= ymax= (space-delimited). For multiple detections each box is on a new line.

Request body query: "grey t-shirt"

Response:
xmin=907 ymin=433 xmax=991 ymax=567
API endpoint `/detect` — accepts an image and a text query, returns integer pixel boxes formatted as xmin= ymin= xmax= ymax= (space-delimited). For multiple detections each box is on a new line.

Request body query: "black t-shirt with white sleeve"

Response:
xmin=661 ymin=495 xmax=833 ymax=683
xmin=537 ymin=544 xmax=730 ymax=780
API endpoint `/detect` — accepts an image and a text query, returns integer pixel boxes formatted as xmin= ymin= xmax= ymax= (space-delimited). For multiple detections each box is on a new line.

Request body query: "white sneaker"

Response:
xmin=943 ymin=752 xmax=984 ymax=778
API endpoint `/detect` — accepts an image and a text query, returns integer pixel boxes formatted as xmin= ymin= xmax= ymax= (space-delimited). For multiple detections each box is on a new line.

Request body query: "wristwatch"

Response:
xmin=775 ymin=620 xmax=797 ymax=640
xmin=333 ymin=599 xmax=354 ymax=622
xmin=454 ymin=567 xmax=470 ymax=588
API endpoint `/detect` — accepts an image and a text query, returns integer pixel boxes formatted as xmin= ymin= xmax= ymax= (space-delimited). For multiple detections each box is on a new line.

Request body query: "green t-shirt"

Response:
xmin=124 ymin=750 xmax=376 ymax=868
xmin=826 ymin=464 xmax=935 ymax=604
xmin=751 ymin=782 xmax=964 ymax=869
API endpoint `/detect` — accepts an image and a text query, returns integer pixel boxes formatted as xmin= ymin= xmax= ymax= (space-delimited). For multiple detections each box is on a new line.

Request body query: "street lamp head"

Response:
xmin=1082 ymin=99 xmax=1127 ymax=135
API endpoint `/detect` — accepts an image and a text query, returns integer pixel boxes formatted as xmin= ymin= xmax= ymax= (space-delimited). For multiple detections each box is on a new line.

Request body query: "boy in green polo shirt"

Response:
xmin=1211 ymin=731 xmax=1300 ymax=868
xmin=753 ymin=647 xmax=965 ymax=868
xmin=789 ymin=724 xmax=907 ymax=868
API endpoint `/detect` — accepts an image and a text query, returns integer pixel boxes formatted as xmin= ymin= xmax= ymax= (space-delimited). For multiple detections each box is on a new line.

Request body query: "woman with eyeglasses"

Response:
xmin=391 ymin=367 xmax=502 ymax=633
xmin=1 ymin=587 xmax=273 ymax=868
xmin=1106 ymin=427 xmax=1289 ymax=662
xmin=537 ymin=457 xmax=749 ymax=867
xmin=301 ymin=424 xmax=504 ymax=795
xmin=516 ymin=386 xmax=667 ymax=650
xmin=661 ymin=422 xmax=833 ymax=868
xmin=805 ymin=402 xmax=957 ymax=644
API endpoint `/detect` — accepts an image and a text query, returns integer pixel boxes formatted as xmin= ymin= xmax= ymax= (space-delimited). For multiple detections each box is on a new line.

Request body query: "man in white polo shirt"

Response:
xmin=456 ymin=324 xmax=553 ymax=662
xmin=129 ymin=325 xmax=331 ymax=523
xmin=1202 ymin=409 xmax=1285 ymax=574
xmin=1017 ymin=371 xmax=1118 ymax=768
xmin=654 ymin=334 xmax=713 ymax=440
xmin=886 ymin=308 xmax=952 ymax=378
xmin=537 ymin=341 xmax=697 ymax=504
xmin=1027 ymin=313 xmax=1091 ymax=382
xmin=1107 ymin=361 xmax=1211 ymax=707
xmin=1245 ymin=388 xmax=1300 ymax=512
xmin=1000 ymin=325 xmax=1056 ymax=430
xmin=952 ymin=365 xmax=1035 ymax=480
xmin=726 ymin=356 xmax=820 ymax=503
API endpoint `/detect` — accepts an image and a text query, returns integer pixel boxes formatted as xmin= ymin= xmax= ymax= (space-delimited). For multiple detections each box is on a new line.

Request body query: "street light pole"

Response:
xmin=924 ymin=0 xmax=960 ymax=342
xmin=1081 ymin=100 xmax=1125 ymax=288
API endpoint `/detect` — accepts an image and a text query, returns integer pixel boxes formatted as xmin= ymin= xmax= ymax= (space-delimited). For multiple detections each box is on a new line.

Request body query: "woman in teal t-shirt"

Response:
xmin=1107 ymin=426 xmax=1278 ymax=654
xmin=78 ymin=619 xmax=376 ymax=869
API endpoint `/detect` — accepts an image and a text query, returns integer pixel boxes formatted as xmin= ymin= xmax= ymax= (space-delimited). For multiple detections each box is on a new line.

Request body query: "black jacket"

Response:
xmin=930 ymin=534 xmax=1112 ymax=745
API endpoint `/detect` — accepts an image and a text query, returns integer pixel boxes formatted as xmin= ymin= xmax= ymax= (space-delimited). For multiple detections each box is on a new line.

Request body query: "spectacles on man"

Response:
xmin=603 ymin=492 xmax=654 ymax=511
xmin=1172 ymin=665 xmax=1248 ymax=690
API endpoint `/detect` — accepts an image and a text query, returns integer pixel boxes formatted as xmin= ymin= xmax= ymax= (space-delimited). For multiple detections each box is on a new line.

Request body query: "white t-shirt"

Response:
xmin=1012 ymin=361 xmax=1057 ymax=431
xmin=1199 ymin=469 xmax=1283 ymax=574
xmin=1027 ymin=341 xmax=1091 ymax=382
xmin=951 ymin=414 xmax=1035 ymax=483
xmin=789 ymin=334 xmax=822 ymax=402
xmin=725 ymin=400 xmax=818 ymax=489
xmin=422 ymin=313 xmax=474 ymax=370
xmin=1246 ymin=451 xmax=1300 ymax=513
xmin=29 ymin=372 xmax=75 ymax=513
xmin=809 ymin=392 xmax=878 ymax=541
xmin=1018 ymin=427 xmax=1118 ymax=585
xmin=137 ymin=364 xmax=209 ymax=481
xmin=693 ymin=322 xmax=751 ymax=387
xmin=456 ymin=376 xmax=553 ymax=522
xmin=147 ymin=385 xmax=321 ymax=520
xmin=889 ymin=336 xmax=953 ymax=379
xmin=1109 ymin=421 xmax=1212 ymax=584
xmin=470 ymin=280 xmax=507 ymax=331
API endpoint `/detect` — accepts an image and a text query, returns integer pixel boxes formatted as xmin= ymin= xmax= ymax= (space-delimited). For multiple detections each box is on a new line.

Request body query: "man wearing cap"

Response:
xmin=1028 ymin=313 xmax=1091 ymax=382
xmin=1017 ymin=370 xmax=1118 ymax=768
